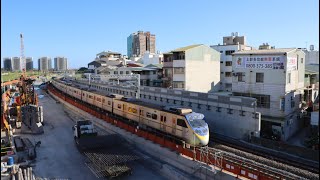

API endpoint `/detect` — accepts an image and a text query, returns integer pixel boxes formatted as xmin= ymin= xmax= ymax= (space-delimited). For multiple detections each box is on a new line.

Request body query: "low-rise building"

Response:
xmin=304 ymin=64 xmax=319 ymax=105
xmin=211 ymin=32 xmax=253 ymax=92
xmin=137 ymin=51 xmax=163 ymax=65
xmin=92 ymin=65 xmax=162 ymax=87
xmin=162 ymin=44 xmax=220 ymax=93
xmin=232 ymin=48 xmax=305 ymax=141
xmin=303 ymin=45 xmax=319 ymax=65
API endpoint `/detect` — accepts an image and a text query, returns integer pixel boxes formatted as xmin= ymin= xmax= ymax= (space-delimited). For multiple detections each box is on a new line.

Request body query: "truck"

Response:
xmin=72 ymin=120 xmax=136 ymax=178
xmin=72 ymin=120 xmax=109 ymax=151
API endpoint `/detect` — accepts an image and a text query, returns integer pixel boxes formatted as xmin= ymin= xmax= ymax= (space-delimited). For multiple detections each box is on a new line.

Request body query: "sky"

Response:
xmin=1 ymin=0 xmax=319 ymax=69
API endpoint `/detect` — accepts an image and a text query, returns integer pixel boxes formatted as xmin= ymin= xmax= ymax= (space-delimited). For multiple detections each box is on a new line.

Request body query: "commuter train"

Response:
xmin=51 ymin=79 xmax=209 ymax=146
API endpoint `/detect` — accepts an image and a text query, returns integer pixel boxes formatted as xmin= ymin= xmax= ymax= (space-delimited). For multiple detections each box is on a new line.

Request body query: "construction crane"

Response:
xmin=20 ymin=33 xmax=26 ymax=78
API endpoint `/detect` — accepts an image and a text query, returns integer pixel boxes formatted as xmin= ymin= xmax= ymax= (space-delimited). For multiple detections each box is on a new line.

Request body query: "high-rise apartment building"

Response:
xmin=26 ymin=57 xmax=33 ymax=71
xmin=54 ymin=57 xmax=68 ymax=71
xmin=12 ymin=57 xmax=22 ymax=71
xmin=3 ymin=57 xmax=13 ymax=71
xmin=127 ymin=31 xmax=155 ymax=58
xmin=211 ymin=33 xmax=253 ymax=92
xmin=38 ymin=57 xmax=52 ymax=71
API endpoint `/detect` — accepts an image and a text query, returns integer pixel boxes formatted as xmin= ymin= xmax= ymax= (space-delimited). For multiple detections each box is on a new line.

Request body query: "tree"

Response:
xmin=77 ymin=67 xmax=88 ymax=73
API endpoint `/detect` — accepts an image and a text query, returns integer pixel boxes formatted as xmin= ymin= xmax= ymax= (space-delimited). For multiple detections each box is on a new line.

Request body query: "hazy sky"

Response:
xmin=1 ymin=0 xmax=319 ymax=69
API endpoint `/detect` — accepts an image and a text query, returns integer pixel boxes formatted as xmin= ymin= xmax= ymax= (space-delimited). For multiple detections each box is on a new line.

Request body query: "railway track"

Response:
xmin=49 ymin=83 xmax=319 ymax=180
xmin=210 ymin=136 xmax=319 ymax=179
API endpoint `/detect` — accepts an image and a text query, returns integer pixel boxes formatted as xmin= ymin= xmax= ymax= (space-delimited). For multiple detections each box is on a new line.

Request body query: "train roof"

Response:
xmin=118 ymin=97 xmax=193 ymax=115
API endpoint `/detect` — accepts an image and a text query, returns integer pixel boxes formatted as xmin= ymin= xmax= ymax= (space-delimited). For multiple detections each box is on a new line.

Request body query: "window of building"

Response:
xmin=153 ymin=71 xmax=156 ymax=74
xmin=288 ymin=73 xmax=291 ymax=84
xmin=220 ymin=61 xmax=223 ymax=64
xmin=256 ymin=73 xmax=264 ymax=83
xmin=301 ymin=58 xmax=303 ymax=63
xmin=114 ymin=71 xmax=118 ymax=74
xmin=225 ymin=50 xmax=235 ymax=56
xmin=221 ymin=72 xmax=224 ymax=74
xmin=225 ymin=72 xmax=232 ymax=77
xmin=177 ymin=119 xmax=187 ymax=128
xmin=220 ymin=51 xmax=223 ymax=54
xmin=173 ymin=81 xmax=185 ymax=88
xmin=238 ymin=72 xmax=245 ymax=82
xmin=126 ymin=71 xmax=130 ymax=74
xmin=225 ymin=61 xmax=232 ymax=66
xmin=233 ymin=92 xmax=270 ymax=108
xmin=174 ymin=68 xmax=185 ymax=74
xmin=120 ymin=71 xmax=123 ymax=74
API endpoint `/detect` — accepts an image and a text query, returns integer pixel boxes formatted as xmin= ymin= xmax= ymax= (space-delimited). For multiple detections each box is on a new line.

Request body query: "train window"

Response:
xmin=177 ymin=119 xmax=187 ymax=128
xmin=164 ymin=116 xmax=167 ymax=123
xmin=117 ymin=104 xmax=121 ymax=109
xmin=83 ymin=93 xmax=85 ymax=96
xmin=146 ymin=112 xmax=152 ymax=118
xmin=96 ymin=98 xmax=101 ymax=102
xmin=140 ymin=110 xmax=144 ymax=116
xmin=108 ymin=101 xmax=111 ymax=105
xmin=160 ymin=97 xmax=163 ymax=102
xmin=152 ymin=114 xmax=157 ymax=120
xmin=161 ymin=116 xmax=163 ymax=122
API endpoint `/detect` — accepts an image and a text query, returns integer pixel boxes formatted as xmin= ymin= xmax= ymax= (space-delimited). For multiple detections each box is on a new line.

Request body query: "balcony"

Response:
xmin=163 ymin=61 xmax=173 ymax=68
xmin=173 ymin=60 xmax=185 ymax=67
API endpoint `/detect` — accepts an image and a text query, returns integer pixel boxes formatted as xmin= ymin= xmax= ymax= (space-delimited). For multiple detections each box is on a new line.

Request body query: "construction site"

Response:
xmin=1 ymin=34 xmax=319 ymax=180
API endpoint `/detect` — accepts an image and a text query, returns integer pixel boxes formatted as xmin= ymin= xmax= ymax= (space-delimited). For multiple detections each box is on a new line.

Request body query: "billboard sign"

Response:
xmin=236 ymin=56 xmax=285 ymax=69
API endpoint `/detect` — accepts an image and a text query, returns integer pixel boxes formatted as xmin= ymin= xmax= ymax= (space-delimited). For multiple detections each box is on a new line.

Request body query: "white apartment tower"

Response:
xmin=38 ymin=57 xmax=52 ymax=71
xmin=211 ymin=32 xmax=253 ymax=92
xmin=54 ymin=57 xmax=68 ymax=71
xmin=12 ymin=57 xmax=22 ymax=71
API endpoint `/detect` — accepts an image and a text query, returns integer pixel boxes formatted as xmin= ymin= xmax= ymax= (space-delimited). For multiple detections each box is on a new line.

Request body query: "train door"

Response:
xmin=122 ymin=103 xmax=127 ymax=118
xmin=160 ymin=114 xmax=166 ymax=131
xmin=172 ymin=116 xmax=177 ymax=135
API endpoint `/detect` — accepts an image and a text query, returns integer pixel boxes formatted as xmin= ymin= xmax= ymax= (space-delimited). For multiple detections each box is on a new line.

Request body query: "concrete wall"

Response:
xmin=185 ymin=45 xmax=220 ymax=93
xmin=78 ymin=79 xmax=261 ymax=140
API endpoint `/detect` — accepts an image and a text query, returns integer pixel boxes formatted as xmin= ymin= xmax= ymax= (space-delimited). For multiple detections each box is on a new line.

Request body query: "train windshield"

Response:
xmin=185 ymin=113 xmax=207 ymax=128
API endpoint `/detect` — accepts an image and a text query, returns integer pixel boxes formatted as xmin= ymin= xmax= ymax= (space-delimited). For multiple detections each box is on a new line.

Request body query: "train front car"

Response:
xmin=185 ymin=113 xmax=209 ymax=146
